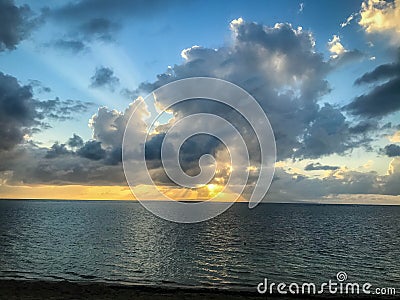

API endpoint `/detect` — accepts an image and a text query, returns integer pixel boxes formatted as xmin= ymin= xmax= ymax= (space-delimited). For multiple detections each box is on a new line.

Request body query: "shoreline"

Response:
xmin=0 ymin=279 xmax=393 ymax=300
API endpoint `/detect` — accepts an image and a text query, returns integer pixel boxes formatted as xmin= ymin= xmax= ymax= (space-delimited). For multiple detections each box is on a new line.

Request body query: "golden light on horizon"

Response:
xmin=206 ymin=183 xmax=220 ymax=197
xmin=0 ymin=180 xmax=248 ymax=203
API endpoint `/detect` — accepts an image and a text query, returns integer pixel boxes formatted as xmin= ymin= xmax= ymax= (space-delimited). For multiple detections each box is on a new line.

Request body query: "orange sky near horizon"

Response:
xmin=0 ymin=184 xmax=248 ymax=202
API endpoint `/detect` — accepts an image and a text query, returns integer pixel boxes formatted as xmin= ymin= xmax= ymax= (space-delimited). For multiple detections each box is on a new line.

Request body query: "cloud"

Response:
xmin=328 ymin=35 xmax=364 ymax=66
xmin=345 ymin=42 xmax=400 ymax=119
xmin=298 ymin=3 xmax=304 ymax=14
xmin=0 ymin=72 xmax=41 ymax=150
xmin=53 ymin=39 xmax=86 ymax=53
xmin=328 ymin=35 xmax=346 ymax=58
xmin=50 ymin=18 xmax=120 ymax=53
xmin=90 ymin=67 xmax=120 ymax=91
xmin=34 ymin=98 xmax=93 ymax=121
xmin=79 ymin=18 xmax=120 ymax=42
xmin=45 ymin=143 xmax=70 ymax=159
xmin=265 ymin=163 xmax=400 ymax=200
xmin=384 ymin=158 xmax=400 ymax=195
xmin=297 ymin=103 xmax=370 ymax=158
xmin=340 ymin=13 xmax=357 ymax=28
xmin=345 ymin=77 xmax=400 ymax=118
xmin=44 ymin=0 xmax=184 ymax=52
xmin=135 ymin=19 xmax=373 ymax=166
xmin=304 ymin=162 xmax=339 ymax=171
xmin=77 ymin=140 xmax=106 ymax=160
xmin=67 ymin=134 xmax=84 ymax=148
xmin=119 ymin=19 xmax=376 ymax=193
xmin=120 ymin=88 xmax=137 ymax=100
xmin=27 ymin=80 xmax=51 ymax=94
xmin=88 ymin=100 xmax=150 ymax=167
xmin=348 ymin=120 xmax=379 ymax=134
xmin=354 ymin=62 xmax=400 ymax=85
xmin=0 ymin=99 xmax=151 ymax=186
xmin=0 ymin=71 xmax=93 ymax=151
xmin=389 ymin=130 xmax=400 ymax=142
xmin=51 ymin=0 xmax=180 ymax=21
xmin=388 ymin=157 xmax=400 ymax=175
xmin=0 ymin=145 xmax=125 ymax=185
xmin=383 ymin=144 xmax=400 ymax=157
xmin=0 ymin=0 xmax=43 ymax=51
xmin=359 ymin=0 xmax=400 ymax=43
xmin=331 ymin=49 xmax=364 ymax=67
xmin=137 ymin=19 xmax=336 ymax=162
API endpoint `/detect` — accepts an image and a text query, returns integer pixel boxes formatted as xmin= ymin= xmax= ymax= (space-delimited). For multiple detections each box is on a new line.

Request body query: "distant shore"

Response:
xmin=0 ymin=280 xmax=394 ymax=300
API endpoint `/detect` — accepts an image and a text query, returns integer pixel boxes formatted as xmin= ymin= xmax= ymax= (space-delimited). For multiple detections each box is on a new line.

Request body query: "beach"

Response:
xmin=0 ymin=280 xmax=264 ymax=300
xmin=1 ymin=280 xmax=393 ymax=300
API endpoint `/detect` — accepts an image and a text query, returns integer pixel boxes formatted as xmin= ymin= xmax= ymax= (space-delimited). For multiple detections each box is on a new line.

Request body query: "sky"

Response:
xmin=0 ymin=0 xmax=400 ymax=204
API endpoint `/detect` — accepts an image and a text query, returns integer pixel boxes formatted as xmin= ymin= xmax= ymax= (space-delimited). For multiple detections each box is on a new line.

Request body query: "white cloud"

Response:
xmin=359 ymin=0 xmax=400 ymax=43
xmin=327 ymin=35 xmax=364 ymax=66
xmin=340 ymin=13 xmax=357 ymax=28
xmin=298 ymin=3 xmax=304 ymax=14
xmin=328 ymin=35 xmax=346 ymax=58
xmin=388 ymin=157 xmax=400 ymax=175
xmin=389 ymin=131 xmax=400 ymax=143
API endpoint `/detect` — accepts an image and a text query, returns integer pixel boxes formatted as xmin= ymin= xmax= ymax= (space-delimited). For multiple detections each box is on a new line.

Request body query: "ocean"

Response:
xmin=0 ymin=200 xmax=399 ymax=293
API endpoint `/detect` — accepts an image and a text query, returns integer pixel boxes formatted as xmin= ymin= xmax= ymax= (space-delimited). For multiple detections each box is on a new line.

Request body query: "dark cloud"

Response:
xmin=381 ymin=122 xmax=392 ymax=130
xmin=77 ymin=141 xmax=106 ymax=160
xmin=0 ymin=72 xmax=40 ymax=150
xmin=105 ymin=146 xmax=122 ymax=165
xmin=120 ymin=88 xmax=137 ymax=100
xmin=330 ymin=50 xmax=364 ymax=68
xmin=90 ymin=67 xmax=120 ymax=91
xmin=45 ymin=143 xmax=70 ymax=159
xmin=144 ymin=132 xmax=224 ymax=177
xmin=0 ymin=72 xmax=93 ymax=151
xmin=297 ymin=103 xmax=371 ymax=158
xmin=126 ymin=19 xmax=379 ymax=186
xmin=88 ymin=102 xmax=148 ymax=168
xmin=79 ymin=18 xmax=120 ymax=42
xmin=304 ymin=162 xmax=339 ymax=171
xmin=0 ymin=145 xmax=125 ymax=185
xmin=299 ymin=104 xmax=349 ymax=158
xmin=137 ymin=20 xmax=336 ymax=161
xmin=345 ymin=77 xmax=400 ymax=118
xmin=27 ymin=80 xmax=51 ymax=94
xmin=354 ymin=62 xmax=400 ymax=85
xmin=51 ymin=0 xmax=179 ymax=21
xmin=34 ymin=98 xmax=93 ymax=121
xmin=145 ymin=133 xmax=165 ymax=161
xmin=348 ymin=120 xmax=379 ymax=134
xmin=51 ymin=18 xmax=120 ymax=52
xmin=53 ymin=39 xmax=86 ymax=52
xmin=0 ymin=0 xmax=42 ymax=51
xmin=67 ymin=134 xmax=84 ymax=148
xmin=46 ymin=0 xmax=182 ymax=49
xmin=383 ymin=144 xmax=400 ymax=157
xmin=345 ymin=58 xmax=400 ymax=118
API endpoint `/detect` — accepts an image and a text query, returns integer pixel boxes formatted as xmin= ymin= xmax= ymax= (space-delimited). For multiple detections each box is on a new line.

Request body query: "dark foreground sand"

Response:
xmin=0 ymin=280 xmax=391 ymax=300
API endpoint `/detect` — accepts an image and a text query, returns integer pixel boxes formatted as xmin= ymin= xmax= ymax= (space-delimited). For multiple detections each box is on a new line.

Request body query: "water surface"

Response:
xmin=0 ymin=200 xmax=399 ymax=291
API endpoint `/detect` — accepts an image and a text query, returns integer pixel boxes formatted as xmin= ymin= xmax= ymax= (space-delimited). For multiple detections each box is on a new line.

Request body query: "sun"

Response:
xmin=206 ymin=184 xmax=222 ymax=197
xmin=207 ymin=184 xmax=217 ymax=191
